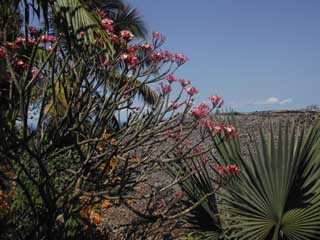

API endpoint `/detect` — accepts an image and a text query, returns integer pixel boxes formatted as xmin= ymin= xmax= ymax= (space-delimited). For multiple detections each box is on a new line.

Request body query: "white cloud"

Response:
xmin=255 ymin=97 xmax=293 ymax=105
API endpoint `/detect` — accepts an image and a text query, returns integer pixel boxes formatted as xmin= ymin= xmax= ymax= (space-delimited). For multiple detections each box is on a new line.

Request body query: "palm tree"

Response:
xmin=8 ymin=0 xmax=158 ymax=106
xmin=215 ymin=120 xmax=320 ymax=240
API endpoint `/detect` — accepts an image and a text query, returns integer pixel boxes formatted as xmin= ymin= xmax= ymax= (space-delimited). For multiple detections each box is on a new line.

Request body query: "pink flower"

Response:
xmin=109 ymin=33 xmax=119 ymax=42
xmin=214 ymin=164 xmax=226 ymax=175
xmin=213 ymin=125 xmax=224 ymax=133
xmin=209 ymin=95 xmax=222 ymax=105
xmin=121 ymin=53 xmax=139 ymax=67
xmin=185 ymin=86 xmax=199 ymax=96
xmin=101 ymin=18 xmax=114 ymax=32
xmin=120 ymin=30 xmax=134 ymax=41
xmin=141 ymin=43 xmax=153 ymax=50
xmin=15 ymin=36 xmax=26 ymax=45
xmin=15 ymin=36 xmax=36 ymax=46
xmin=27 ymin=38 xmax=36 ymax=46
xmin=214 ymin=164 xmax=240 ymax=175
xmin=127 ymin=45 xmax=139 ymax=53
xmin=152 ymin=31 xmax=166 ymax=42
xmin=191 ymin=103 xmax=209 ymax=118
xmin=150 ymin=51 xmax=163 ymax=62
xmin=163 ymin=50 xmax=174 ymax=61
xmin=224 ymin=125 xmax=238 ymax=138
xmin=170 ymin=101 xmax=181 ymax=110
xmin=40 ymin=34 xmax=56 ymax=43
xmin=0 ymin=47 xmax=6 ymax=58
xmin=16 ymin=59 xmax=25 ymax=66
xmin=101 ymin=18 xmax=113 ymax=26
xmin=212 ymin=123 xmax=238 ymax=138
xmin=79 ymin=31 xmax=86 ymax=38
xmin=179 ymin=79 xmax=191 ymax=87
xmin=160 ymin=82 xmax=172 ymax=95
xmin=15 ymin=59 xmax=27 ymax=70
xmin=28 ymin=26 xmax=38 ymax=35
xmin=199 ymin=118 xmax=215 ymax=130
xmin=165 ymin=74 xmax=177 ymax=83
xmin=175 ymin=53 xmax=188 ymax=65
xmin=128 ymin=55 xmax=139 ymax=66
xmin=226 ymin=164 xmax=240 ymax=174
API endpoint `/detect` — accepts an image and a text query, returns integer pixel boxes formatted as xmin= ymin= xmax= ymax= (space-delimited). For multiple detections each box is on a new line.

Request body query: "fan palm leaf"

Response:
xmin=214 ymin=120 xmax=320 ymax=240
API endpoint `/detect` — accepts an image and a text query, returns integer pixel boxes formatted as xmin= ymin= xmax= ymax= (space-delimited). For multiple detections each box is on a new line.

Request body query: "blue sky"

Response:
xmin=128 ymin=0 xmax=320 ymax=111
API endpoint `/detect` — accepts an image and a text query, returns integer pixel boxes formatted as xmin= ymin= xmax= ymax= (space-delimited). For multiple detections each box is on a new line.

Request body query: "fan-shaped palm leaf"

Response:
xmin=215 ymin=120 xmax=320 ymax=240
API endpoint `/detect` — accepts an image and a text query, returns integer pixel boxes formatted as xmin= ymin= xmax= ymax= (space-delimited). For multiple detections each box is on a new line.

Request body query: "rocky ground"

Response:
xmin=101 ymin=110 xmax=320 ymax=240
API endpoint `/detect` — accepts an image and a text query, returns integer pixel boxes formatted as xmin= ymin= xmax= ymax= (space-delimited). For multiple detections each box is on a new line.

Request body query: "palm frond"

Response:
xmin=215 ymin=119 xmax=320 ymax=240
xmin=105 ymin=75 xmax=159 ymax=105
xmin=166 ymin=157 xmax=223 ymax=238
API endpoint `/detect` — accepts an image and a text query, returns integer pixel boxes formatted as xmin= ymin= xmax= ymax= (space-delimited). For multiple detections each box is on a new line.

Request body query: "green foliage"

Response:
xmin=215 ymin=120 xmax=320 ymax=240
xmin=167 ymin=154 xmax=223 ymax=238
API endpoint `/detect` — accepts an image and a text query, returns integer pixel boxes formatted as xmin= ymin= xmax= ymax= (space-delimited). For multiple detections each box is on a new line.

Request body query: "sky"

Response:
xmin=128 ymin=0 xmax=320 ymax=112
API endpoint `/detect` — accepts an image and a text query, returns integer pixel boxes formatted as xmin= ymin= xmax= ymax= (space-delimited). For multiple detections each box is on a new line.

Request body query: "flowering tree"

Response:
xmin=0 ymin=4 xmax=240 ymax=240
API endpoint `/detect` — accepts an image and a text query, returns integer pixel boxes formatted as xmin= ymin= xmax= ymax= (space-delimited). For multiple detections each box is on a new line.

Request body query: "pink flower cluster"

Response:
xmin=79 ymin=31 xmax=86 ymax=38
xmin=149 ymin=50 xmax=188 ymax=66
xmin=209 ymin=95 xmax=222 ymax=106
xmin=213 ymin=124 xmax=237 ymax=137
xmin=191 ymin=103 xmax=209 ymax=118
xmin=28 ymin=26 xmax=38 ymax=35
xmin=160 ymin=82 xmax=172 ymax=95
xmin=125 ymin=45 xmax=139 ymax=55
xmin=150 ymin=50 xmax=173 ymax=62
xmin=165 ymin=74 xmax=177 ymax=83
xmin=179 ymin=79 xmax=191 ymax=87
xmin=14 ymin=58 xmax=28 ymax=70
xmin=40 ymin=34 xmax=56 ymax=43
xmin=101 ymin=18 xmax=114 ymax=32
xmin=141 ymin=43 xmax=153 ymax=50
xmin=199 ymin=118 xmax=215 ymax=129
xmin=0 ymin=47 xmax=5 ymax=58
xmin=214 ymin=164 xmax=240 ymax=175
xmin=174 ymin=53 xmax=188 ymax=65
xmin=17 ymin=36 xmax=37 ymax=46
xmin=121 ymin=53 xmax=139 ymax=67
xmin=185 ymin=86 xmax=198 ymax=96
xmin=120 ymin=30 xmax=134 ymax=41
xmin=198 ymin=117 xmax=238 ymax=138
